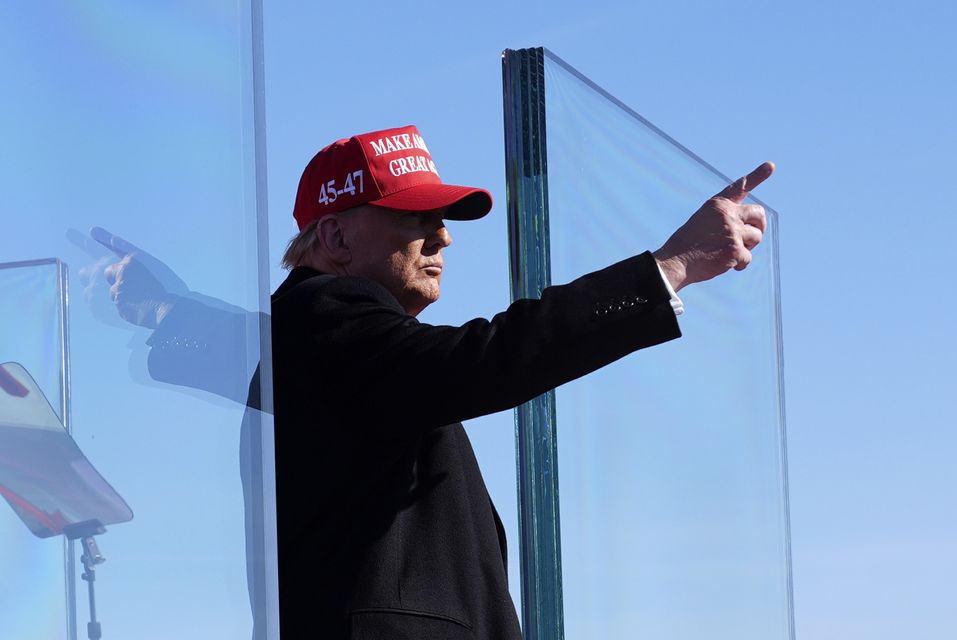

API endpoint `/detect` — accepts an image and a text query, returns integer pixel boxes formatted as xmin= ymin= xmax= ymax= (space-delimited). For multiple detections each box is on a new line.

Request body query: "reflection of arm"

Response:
xmin=145 ymin=296 xmax=262 ymax=405
xmin=275 ymin=251 xmax=681 ymax=432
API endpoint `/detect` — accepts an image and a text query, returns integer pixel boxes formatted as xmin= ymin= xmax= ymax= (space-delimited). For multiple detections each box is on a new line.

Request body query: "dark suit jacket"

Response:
xmin=270 ymin=251 xmax=681 ymax=639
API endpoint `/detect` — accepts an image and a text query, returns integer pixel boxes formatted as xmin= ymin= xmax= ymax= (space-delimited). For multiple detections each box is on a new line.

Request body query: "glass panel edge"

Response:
xmin=503 ymin=46 xmax=565 ymax=640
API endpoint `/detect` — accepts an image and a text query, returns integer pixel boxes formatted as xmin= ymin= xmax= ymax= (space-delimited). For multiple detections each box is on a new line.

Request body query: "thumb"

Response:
xmin=716 ymin=161 xmax=775 ymax=203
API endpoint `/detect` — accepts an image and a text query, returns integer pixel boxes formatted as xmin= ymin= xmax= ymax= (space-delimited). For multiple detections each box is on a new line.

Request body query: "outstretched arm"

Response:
xmin=273 ymin=251 xmax=680 ymax=432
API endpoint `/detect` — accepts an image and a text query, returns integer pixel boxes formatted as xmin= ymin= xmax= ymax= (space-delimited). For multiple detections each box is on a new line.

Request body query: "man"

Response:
xmin=271 ymin=124 xmax=772 ymax=638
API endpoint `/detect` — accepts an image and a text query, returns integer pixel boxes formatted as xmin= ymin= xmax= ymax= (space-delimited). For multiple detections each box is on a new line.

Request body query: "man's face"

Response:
xmin=343 ymin=205 xmax=452 ymax=316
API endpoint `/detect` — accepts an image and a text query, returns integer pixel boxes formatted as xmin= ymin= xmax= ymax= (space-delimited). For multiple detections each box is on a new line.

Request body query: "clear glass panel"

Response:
xmin=0 ymin=260 xmax=70 ymax=638
xmin=541 ymin=50 xmax=791 ymax=639
xmin=0 ymin=361 xmax=133 ymax=537
xmin=0 ymin=3 xmax=275 ymax=639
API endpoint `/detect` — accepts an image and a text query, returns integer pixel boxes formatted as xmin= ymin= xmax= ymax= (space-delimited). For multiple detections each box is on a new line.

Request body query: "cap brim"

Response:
xmin=369 ymin=183 xmax=492 ymax=221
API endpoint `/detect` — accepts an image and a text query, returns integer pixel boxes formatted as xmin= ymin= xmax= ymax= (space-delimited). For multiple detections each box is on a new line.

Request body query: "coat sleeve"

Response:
xmin=145 ymin=296 xmax=263 ymax=405
xmin=272 ymin=251 xmax=681 ymax=431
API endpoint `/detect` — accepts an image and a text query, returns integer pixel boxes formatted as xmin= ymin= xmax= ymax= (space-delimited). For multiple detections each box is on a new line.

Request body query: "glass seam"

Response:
xmin=59 ymin=260 xmax=78 ymax=640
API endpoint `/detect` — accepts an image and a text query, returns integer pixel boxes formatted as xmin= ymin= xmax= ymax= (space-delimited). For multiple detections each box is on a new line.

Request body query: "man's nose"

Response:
xmin=431 ymin=224 xmax=452 ymax=249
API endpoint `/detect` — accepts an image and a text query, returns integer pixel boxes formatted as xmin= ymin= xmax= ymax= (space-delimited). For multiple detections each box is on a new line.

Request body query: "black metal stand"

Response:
xmin=64 ymin=521 xmax=107 ymax=640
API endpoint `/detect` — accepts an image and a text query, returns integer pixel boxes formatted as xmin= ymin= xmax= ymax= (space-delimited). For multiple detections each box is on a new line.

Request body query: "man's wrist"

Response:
xmin=154 ymin=295 xmax=182 ymax=328
xmin=653 ymin=252 xmax=687 ymax=292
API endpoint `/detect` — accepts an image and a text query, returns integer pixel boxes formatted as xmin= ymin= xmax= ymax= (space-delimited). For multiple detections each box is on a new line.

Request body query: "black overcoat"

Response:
xmin=270 ymin=250 xmax=681 ymax=639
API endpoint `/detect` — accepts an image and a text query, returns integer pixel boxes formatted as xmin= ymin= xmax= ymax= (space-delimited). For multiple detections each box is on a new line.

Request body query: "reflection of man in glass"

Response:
xmin=94 ymin=123 xmax=773 ymax=639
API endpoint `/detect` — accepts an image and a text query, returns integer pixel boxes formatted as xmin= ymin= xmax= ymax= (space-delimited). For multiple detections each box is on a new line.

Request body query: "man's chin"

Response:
xmin=406 ymin=286 xmax=440 ymax=317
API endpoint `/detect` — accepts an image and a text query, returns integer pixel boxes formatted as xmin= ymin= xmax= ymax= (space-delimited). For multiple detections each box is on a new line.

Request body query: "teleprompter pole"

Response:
xmin=64 ymin=521 xmax=107 ymax=640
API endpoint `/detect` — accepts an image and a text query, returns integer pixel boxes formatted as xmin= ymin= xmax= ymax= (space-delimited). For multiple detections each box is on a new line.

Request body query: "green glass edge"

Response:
xmin=502 ymin=47 xmax=565 ymax=640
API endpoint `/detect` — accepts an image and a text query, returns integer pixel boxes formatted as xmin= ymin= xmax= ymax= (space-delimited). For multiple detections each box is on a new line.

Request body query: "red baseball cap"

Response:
xmin=293 ymin=125 xmax=493 ymax=230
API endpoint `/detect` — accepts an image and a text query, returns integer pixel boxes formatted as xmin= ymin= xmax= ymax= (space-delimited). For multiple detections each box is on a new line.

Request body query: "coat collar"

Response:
xmin=272 ymin=266 xmax=327 ymax=302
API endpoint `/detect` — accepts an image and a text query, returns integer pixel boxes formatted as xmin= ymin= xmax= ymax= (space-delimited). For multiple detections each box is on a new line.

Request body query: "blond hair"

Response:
xmin=280 ymin=220 xmax=319 ymax=270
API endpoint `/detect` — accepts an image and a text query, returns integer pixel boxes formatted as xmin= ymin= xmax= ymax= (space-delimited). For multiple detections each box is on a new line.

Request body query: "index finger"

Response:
xmin=66 ymin=227 xmax=110 ymax=258
xmin=716 ymin=161 xmax=775 ymax=203
xmin=90 ymin=226 xmax=143 ymax=258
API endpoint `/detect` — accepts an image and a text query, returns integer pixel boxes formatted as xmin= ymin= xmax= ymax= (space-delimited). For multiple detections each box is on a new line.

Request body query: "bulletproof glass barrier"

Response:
xmin=0 ymin=261 xmax=72 ymax=638
xmin=503 ymin=48 xmax=793 ymax=639
xmin=0 ymin=3 xmax=277 ymax=639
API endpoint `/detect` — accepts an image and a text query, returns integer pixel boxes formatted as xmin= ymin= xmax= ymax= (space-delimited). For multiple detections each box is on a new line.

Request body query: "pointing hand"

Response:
xmin=653 ymin=161 xmax=774 ymax=291
xmin=73 ymin=227 xmax=189 ymax=329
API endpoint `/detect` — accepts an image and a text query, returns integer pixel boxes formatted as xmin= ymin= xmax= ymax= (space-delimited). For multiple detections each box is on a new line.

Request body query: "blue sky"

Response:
xmin=1 ymin=1 xmax=954 ymax=638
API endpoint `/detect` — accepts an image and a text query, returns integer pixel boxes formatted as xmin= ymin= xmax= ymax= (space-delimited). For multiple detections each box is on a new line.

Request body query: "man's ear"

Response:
xmin=316 ymin=215 xmax=352 ymax=265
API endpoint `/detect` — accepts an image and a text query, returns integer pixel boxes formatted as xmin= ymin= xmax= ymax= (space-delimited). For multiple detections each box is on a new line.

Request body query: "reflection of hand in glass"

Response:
xmin=69 ymin=226 xmax=261 ymax=406
xmin=71 ymin=226 xmax=187 ymax=330
xmin=93 ymin=227 xmax=189 ymax=329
